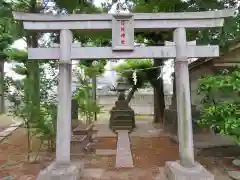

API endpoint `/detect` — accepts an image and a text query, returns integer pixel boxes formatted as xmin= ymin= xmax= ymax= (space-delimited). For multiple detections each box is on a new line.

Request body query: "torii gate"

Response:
xmin=13 ymin=9 xmax=235 ymax=180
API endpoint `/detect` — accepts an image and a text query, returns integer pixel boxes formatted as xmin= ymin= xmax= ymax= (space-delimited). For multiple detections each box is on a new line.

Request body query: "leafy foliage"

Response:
xmin=73 ymin=63 xmax=104 ymax=124
xmin=0 ymin=0 xmax=24 ymax=53
xmin=74 ymin=84 xmax=102 ymax=124
xmin=6 ymin=54 xmax=58 ymax=152
xmin=197 ymin=68 xmax=240 ymax=144
xmin=79 ymin=59 xmax=106 ymax=77
xmin=55 ymin=0 xmax=98 ymax=14
xmin=114 ymin=59 xmax=163 ymax=104
xmin=115 ymin=59 xmax=153 ymax=89
xmin=131 ymin=0 xmax=240 ymax=51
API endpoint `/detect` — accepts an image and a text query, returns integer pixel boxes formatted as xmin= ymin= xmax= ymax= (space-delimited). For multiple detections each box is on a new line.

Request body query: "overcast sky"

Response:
xmin=94 ymin=0 xmax=106 ymax=7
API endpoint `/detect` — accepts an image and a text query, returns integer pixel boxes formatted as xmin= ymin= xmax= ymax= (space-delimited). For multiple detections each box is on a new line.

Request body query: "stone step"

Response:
xmin=227 ymin=170 xmax=240 ymax=180
xmin=112 ymin=117 xmax=134 ymax=121
xmin=71 ymin=135 xmax=90 ymax=154
xmin=91 ymin=133 xmax=98 ymax=141
xmin=92 ymin=126 xmax=98 ymax=132
xmin=83 ymin=168 xmax=105 ymax=179
xmin=71 ymin=135 xmax=89 ymax=142
xmin=83 ymin=167 xmax=167 ymax=179
xmin=83 ymin=142 xmax=96 ymax=153
xmin=112 ymin=124 xmax=132 ymax=127
xmin=112 ymin=125 xmax=133 ymax=131
xmin=233 ymin=159 xmax=240 ymax=167
xmin=112 ymin=125 xmax=133 ymax=129
xmin=112 ymin=124 xmax=133 ymax=129
xmin=196 ymin=145 xmax=240 ymax=157
xmin=112 ymin=120 xmax=134 ymax=125
xmin=73 ymin=129 xmax=88 ymax=135
xmin=95 ymin=149 xmax=116 ymax=156
xmin=73 ymin=129 xmax=96 ymax=136
xmin=73 ymin=123 xmax=96 ymax=136
xmin=115 ymin=130 xmax=133 ymax=168
xmin=155 ymin=167 xmax=167 ymax=180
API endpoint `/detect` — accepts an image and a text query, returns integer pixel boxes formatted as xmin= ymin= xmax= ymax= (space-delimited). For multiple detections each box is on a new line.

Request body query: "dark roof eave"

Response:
xmin=189 ymin=42 xmax=240 ymax=71
xmin=188 ymin=57 xmax=213 ymax=70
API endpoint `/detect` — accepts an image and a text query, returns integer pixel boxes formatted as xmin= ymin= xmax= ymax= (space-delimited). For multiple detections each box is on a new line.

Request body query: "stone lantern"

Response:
xmin=109 ymin=82 xmax=135 ymax=132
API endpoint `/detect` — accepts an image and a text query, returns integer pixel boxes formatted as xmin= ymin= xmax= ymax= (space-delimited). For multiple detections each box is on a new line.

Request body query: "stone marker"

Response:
xmin=116 ymin=130 xmax=134 ymax=168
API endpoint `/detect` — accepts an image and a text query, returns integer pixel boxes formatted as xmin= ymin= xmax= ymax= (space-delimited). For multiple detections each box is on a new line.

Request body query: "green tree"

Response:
xmin=115 ymin=59 xmax=153 ymax=102
xmin=5 ymin=47 xmax=59 ymax=156
xmin=73 ymin=60 xmax=106 ymax=124
xmin=197 ymin=68 xmax=240 ymax=144
xmin=132 ymin=0 xmax=239 ymax=123
xmin=0 ymin=0 xmax=22 ymax=114
xmin=3 ymin=0 xmax=63 ymax=159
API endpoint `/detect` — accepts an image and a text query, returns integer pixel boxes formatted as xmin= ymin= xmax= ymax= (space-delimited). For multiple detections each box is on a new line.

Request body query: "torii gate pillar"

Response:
xmin=37 ymin=30 xmax=84 ymax=180
xmin=164 ymin=28 xmax=214 ymax=179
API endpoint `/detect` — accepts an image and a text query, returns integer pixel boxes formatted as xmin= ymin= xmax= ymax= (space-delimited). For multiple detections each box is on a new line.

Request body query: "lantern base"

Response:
xmin=109 ymin=92 xmax=135 ymax=132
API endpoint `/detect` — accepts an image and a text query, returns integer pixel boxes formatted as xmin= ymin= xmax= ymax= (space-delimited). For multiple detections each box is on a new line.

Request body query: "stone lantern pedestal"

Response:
xmin=109 ymin=82 xmax=135 ymax=132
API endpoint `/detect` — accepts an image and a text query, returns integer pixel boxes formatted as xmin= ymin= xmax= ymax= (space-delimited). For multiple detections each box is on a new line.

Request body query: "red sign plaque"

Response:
xmin=112 ymin=14 xmax=134 ymax=51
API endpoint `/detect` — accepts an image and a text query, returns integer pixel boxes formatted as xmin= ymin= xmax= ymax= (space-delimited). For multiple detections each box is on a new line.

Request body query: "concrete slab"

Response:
xmin=36 ymin=161 xmax=84 ymax=180
xmin=155 ymin=167 xmax=167 ymax=180
xmin=227 ymin=171 xmax=240 ymax=180
xmin=0 ymin=136 xmax=5 ymax=142
xmin=130 ymin=121 xmax=165 ymax=137
xmin=0 ymin=130 xmax=12 ymax=137
xmin=95 ymin=123 xmax=116 ymax=137
xmin=0 ymin=124 xmax=21 ymax=139
xmin=10 ymin=122 xmax=23 ymax=127
xmin=84 ymin=168 xmax=104 ymax=179
xmin=4 ymin=126 xmax=18 ymax=132
xmin=116 ymin=130 xmax=134 ymax=168
xmin=165 ymin=161 xmax=214 ymax=180
xmin=233 ymin=159 xmax=240 ymax=167
xmin=170 ymin=133 xmax=235 ymax=148
xmin=96 ymin=149 xmax=116 ymax=156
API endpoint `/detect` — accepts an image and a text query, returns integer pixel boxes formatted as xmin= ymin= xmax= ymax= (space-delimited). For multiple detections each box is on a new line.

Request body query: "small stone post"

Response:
xmin=56 ymin=29 xmax=73 ymax=164
xmin=174 ymin=27 xmax=194 ymax=167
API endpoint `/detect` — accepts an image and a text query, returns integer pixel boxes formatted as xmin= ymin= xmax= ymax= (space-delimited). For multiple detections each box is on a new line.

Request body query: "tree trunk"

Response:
xmin=26 ymin=32 xmax=40 ymax=123
xmin=158 ymin=77 xmax=165 ymax=123
xmin=26 ymin=0 xmax=40 ymax=123
xmin=126 ymin=86 xmax=137 ymax=103
xmin=92 ymin=76 xmax=97 ymax=121
xmin=153 ymin=59 xmax=165 ymax=124
xmin=153 ymin=87 xmax=159 ymax=123
xmin=153 ymin=78 xmax=165 ymax=124
xmin=171 ymin=72 xmax=177 ymax=108
xmin=0 ymin=57 xmax=5 ymax=114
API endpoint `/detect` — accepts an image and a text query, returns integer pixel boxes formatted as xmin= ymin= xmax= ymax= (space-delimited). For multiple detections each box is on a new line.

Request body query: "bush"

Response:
xmin=197 ymin=68 xmax=240 ymax=144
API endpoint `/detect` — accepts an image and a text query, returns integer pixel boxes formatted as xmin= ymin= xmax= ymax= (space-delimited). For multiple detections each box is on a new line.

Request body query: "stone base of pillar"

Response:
xmin=164 ymin=161 xmax=214 ymax=180
xmin=37 ymin=161 xmax=84 ymax=180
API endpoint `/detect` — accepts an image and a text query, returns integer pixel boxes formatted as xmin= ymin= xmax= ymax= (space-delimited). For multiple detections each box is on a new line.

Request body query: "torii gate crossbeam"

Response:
xmin=13 ymin=9 xmax=235 ymax=30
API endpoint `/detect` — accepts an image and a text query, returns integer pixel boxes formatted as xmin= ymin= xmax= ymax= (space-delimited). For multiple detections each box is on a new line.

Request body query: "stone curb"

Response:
xmin=95 ymin=149 xmax=116 ymax=156
xmin=0 ymin=121 xmax=23 ymax=143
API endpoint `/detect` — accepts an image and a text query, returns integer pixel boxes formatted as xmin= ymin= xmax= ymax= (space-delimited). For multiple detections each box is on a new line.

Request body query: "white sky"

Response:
xmin=94 ymin=0 xmax=107 ymax=7
xmin=8 ymin=0 xmax=173 ymax=84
